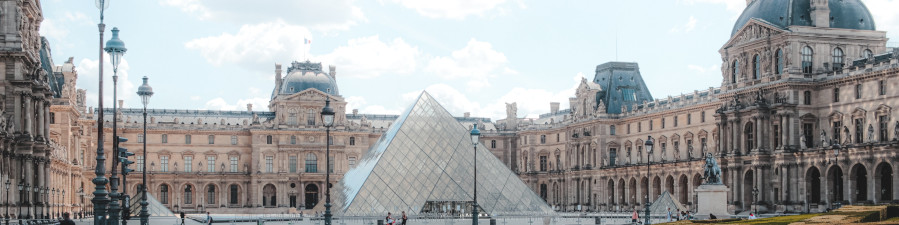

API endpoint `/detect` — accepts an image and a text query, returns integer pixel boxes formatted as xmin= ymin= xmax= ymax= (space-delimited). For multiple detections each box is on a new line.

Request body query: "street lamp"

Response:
xmin=5 ymin=179 xmax=10 ymax=225
xmin=137 ymin=76 xmax=153 ymax=225
xmin=62 ymin=189 xmax=66 ymax=218
xmin=752 ymin=187 xmax=759 ymax=215
xmin=470 ymin=125 xmax=481 ymax=225
xmin=644 ymin=136 xmax=653 ymax=225
xmin=16 ymin=182 xmax=22 ymax=220
xmin=78 ymin=188 xmax=84 ymax=222
xmin=93 ymin=1 xmax=113 ymax=225
xmin=320 ymin=97 xmax=335 ymax=225
xmin=105 ymin=26 xmax=127 ymax=225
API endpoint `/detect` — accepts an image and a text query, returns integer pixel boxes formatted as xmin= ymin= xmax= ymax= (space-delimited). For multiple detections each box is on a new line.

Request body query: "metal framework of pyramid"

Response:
xmin=333 ymin=92 xmax=553 ymax=216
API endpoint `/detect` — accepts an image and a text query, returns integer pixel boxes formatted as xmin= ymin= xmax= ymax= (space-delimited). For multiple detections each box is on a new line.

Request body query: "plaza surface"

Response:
xmin=67 ymin=215 xmax=645 ymax=225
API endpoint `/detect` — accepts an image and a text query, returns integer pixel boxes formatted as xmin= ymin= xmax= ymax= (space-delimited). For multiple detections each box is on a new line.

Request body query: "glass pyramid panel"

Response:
xmin=333 ymin=91 xmax=553 ymax=216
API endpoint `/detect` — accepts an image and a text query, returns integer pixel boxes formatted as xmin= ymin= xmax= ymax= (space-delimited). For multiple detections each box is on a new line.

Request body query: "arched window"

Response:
xmin=863 ymin=49 xmax=874 ymax=59
xmin=160 ymin=184 xmax=169 ymax=204
xmin=229 ymin=184 xmax=239 ymax=205
xmin=731 ymin=60 xmax=739 ymax=83
xmin=305 ymin=153 xmax=318 ymax=173
xmin=184 ymin=185 xmax=193 ymax=204
xmin=207 ymin=185 xmax=216 ymax=204
xmin=753 ymin=54 xmax=760 ymax=79
xmin=802 ymin=46 xmax=813 ymax=73
xmin=775 ymin=49 xmax=783 ymax=75
xmin=832 ymin=47 xmax=844 ymax=71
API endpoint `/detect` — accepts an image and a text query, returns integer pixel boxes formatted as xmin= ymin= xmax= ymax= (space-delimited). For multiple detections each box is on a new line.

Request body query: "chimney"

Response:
xmin=811 ymin=0 xmax=830 ymax=28
xmin=464 ymin=112 xmax=470 ymax=118
xmin=274 ymin=64 xmax=282 ymax=95
xmin=550 ymin=102 xmax=560 ymax=114
xmin=118 ymin=100 xmax=124 ymax=109
xmin=329 ymin=65 xmax=337 ymax=80
xmin=247 ymin=103 xmax=253 ymax=112
xmin=352 ymin=109 xmax=358 ymax=116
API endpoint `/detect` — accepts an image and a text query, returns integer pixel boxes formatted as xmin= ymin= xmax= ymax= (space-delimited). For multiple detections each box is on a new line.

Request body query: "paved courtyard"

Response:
xmin=67 ymin=216 xmax=645 ymax=225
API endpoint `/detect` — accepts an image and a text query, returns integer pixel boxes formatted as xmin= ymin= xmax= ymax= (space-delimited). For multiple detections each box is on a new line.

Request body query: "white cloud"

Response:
xmin=345 ymin=96 xmax=368 ymax=112
xmin=76 ymin=58 xmax=136 ymax=109
xmin=670 ymin=16 xmax=698 ymax=33
xmin=388 ymin=0 xmax=510 ymax=19
xmin=190 ymin=96 xmax=202 ymax=101
xmin=161 ymin=0 xmax=364 ymax=31
xmin=203 ymin=97 xmax=269 ymax=111
xmin=863 ymin=0 xmax=899 ymax=43
xmin=424 ymin=39 xmax=515 ymax=90
xmin=678 ymin=0 xmax=745 ymax=14
xmin=318 ymin=35 xmax=421 ymax=79
xmin=185 ymin=20 xmax=312 ymax=71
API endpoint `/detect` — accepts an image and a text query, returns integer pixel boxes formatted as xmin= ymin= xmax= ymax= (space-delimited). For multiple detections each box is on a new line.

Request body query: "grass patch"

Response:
xmin=716 ymin=213 xmax=821 ymax=225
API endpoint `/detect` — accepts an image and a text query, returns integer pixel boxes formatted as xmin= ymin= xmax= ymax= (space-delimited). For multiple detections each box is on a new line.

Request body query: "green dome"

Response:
xmin=731 ymin=0 xmax=875 ymax=37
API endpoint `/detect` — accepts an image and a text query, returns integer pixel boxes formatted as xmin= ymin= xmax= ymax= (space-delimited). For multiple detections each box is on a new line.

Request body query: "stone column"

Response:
xmin=779 ymin=114 xmax=786 ymax=149
xmin=25 ymin=96 xmax=33 ymax=135
xmin=14 ymin=93 xmax=22 ymax=131
xmin=730 ymin=120 xmax=738 ymax=153
xmin=717 ymin=122 xmax=725 ymax=154
xmin=36 ymin=101 xmax=45 ymax=139
xmin=755 ymin=117 xmax=762 ymax=151
xmin=782 ymin=165 xmax=790 ymax=205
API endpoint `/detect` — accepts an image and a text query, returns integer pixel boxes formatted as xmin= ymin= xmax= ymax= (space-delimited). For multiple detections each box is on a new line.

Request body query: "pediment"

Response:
xmin=282 ymin=88 xmax=343 ymax=102
xmin=724 ymin=18 xmax=787 ymax=47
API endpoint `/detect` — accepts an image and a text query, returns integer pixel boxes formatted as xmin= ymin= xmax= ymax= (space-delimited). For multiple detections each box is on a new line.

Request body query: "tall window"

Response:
xmin=701 ymin=111 xmax=706 ymax=123
xmin=291 ymin=135 xmax=297 ymax=145
xmin=184 ymin=185 xmax=193 ymax=204
xmin=207 ymin=156 xmax=216 ymax=172
xmin=137 ymin=156 xmax=144 ymax=172
xmin=161 ymin=134 xmax=168 ymax=143
xmin=231 ymin=135 xmax=237 ymax=145
xmin=687 ymin=114 xmax=692 ymax=125
xmin=161 ymin=156 xmax=169 ymax=172
xmin=185 ymin=135 xmax=191 ymax=144
xmin=880 ymin=80 xmax=887 ymax=95
xmin=137 ymin=134 xmax=144 ymax=143
xmin=863 ymin=49 xmax=874 ymax=59
xmin=349 ymin=137 xmax=355 ymax=145
xmin=855 ymin=118 xmax=864 ymax=144
xmin=207 ymin=185 xmax=216 ymax=204
xmin=880 ymin=115 xmax=889 ymax=142
xmin=289 ymin=156 xmax=297 ymax=173
xmin=307 ymin=109 xmax=315 ymax=125
xmin=490 ymin=140 xmax=496 ymax=148
xmin=803 ymin=123 xmax=814 ymax=148
xmin=160 ymin=185 xmax=169 ymax=204
xmin=753 ymin=54 xmax=760 ymax=79
xmin=833 ymin=88 xmax=840 ymax=102
xmin=609 ymin=148 xmax=617 ymax=166
xmin=230 ymin=156 xmax=238 ymax=172
xmin=732 ymin=60 xmax=739 ymax=83
xmin=208 ymin=135 xmax=215 ymax=144
xmin=832 ymin=48 xmax=844 ymax=71
xmin=833 ymin=121 xmax=843 ymax=144
xmin=802 ymin=46 xmax=814 ymax=74
xmin=650 ymin=120 xmax=654 ymax=130
xmin=662 ymin=118 xmax=666 ymax=129
xmin=184 ymin=156 xmax=193 ymax=172
xmin=674 ymin=116 xmax=679 ymax=127
xmin=855 ymin=84 xmax=863 ymax=99
xmin=266 ymin=135 xmax=273 ymax=144
xmin=328 ymin=136 xmax=333 ymax=145
xmin=329 ymin=156 xmax=334 ymax=173
xmin=266 ymin=156 xmax=274 ymax=173
xmin=775 ymin=49 xmax=783 ymax=75
xmin=540 ymin=135 xmax=546 ymax=144
xmin=539 ymin=156 xmax=547 ymax=171
xmin=288 ymin=112 xmax=297 ymax=125
xmin=610 ymin=125 xmax=616 ymax=135
xmin=49 ymin=112 xmax=55 ymax=124
xmin=804 ymin=91 xmax=812 ymax=105
xmin=229 ymin=184 xmax=239 ymax=204
xmin=348 ymin=157 xmax=356 ymax=169
xmin=305 ymin=153 xmax=317 ymax=173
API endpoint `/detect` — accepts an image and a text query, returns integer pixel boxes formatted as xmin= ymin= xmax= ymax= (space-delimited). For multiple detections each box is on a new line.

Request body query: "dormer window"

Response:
xmin=802 ymin=46 xmax=814 ymax=74
xmin=863 ymin=49 xmax=874 ymax=59
xmin=832 ymin=47 xmax=844 ymax=72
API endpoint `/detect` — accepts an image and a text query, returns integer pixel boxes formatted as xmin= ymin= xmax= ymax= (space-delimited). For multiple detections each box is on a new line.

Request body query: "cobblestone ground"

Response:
xmin=70 ymin=216 xmax=643 ymax=225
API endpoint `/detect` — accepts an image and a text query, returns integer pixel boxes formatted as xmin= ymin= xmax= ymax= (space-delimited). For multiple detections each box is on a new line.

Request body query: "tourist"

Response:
xmin=180 ymin=211 xmax=186 ymax=225
xmin=631 ymin=209 xmax=638 ymax=224
xmin=206 ymin=212 xmax=213 ymax=225
xmin=401 ymin=211 xmax=408 ymax=225
xmin=386 ymin=212 xmax=395 ymax=225
xmin=666 ymin=208 xmax=672 ymax=222
xmin=59 ymin=212 xmax=75 ymax=225
xmin=748 ymin=212 xmax=756 ymax=220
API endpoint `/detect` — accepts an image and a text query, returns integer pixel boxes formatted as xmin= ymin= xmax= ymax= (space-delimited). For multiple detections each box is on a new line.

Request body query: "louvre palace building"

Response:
xmin=6 ymin=0 xmax=899 ymax=218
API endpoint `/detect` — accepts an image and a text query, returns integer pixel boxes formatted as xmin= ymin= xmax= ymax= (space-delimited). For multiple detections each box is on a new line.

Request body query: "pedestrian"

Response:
xmin=206 ymin=212 xmax=213 ymax=225
xmin=386 ymin=212 xmax=395 ymax=225
xmin=59 ymin=212 xmax=75 ymax=225
xmin=401 ymin=211 xmax=408 ymax=225
xmin=748 ymin=212 xmax=756 ymax=219
xmin=666 ymin=207 xmax=672 ymax=222
xmin=180 ymin=211 xmax=186 ymax=225
xmin=631 ymin=209 xmax=638 ymax=224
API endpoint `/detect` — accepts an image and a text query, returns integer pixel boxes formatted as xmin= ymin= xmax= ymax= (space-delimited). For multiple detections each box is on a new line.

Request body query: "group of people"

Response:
xmin=629 ymin=207 xmax=695 ymax=224
xmin=384 ymin=211 xmax=408 ymax=225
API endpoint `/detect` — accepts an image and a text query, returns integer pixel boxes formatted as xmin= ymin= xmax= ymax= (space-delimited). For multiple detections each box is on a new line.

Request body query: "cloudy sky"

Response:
xmin=40 ymin=0 xmax=899 ymax=121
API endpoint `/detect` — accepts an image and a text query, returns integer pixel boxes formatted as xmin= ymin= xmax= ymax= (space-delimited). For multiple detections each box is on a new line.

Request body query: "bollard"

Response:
xmin=490 ymin=218 xmax=496 ymax=225
xmin=594 ymin=216 xmax=601 ymax=225
xmin=377 ymin=219 xmax=384 ymax=225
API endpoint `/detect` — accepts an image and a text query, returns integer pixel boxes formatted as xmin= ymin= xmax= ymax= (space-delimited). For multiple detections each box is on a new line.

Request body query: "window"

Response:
xmin=231 ymin=135 xmax=237 ymax=145
xmin=161 ymin=156 xmax=169 ymax=172
xmin=208 ymin=135 xmax=215 ymax=144
xmin=609 ymin=148 xmax=617 ymax=166
xmin=185 ymin=135 xmax=191 ymax=144
xmin=184 ymin=156 xmax=193 ymax=172
xmin=855 ymin=118 xmax=864 ymax=144
xmin=662 ymin=118 xmax=666 ymax=129
xmin=207 ymin=186 xmax=216 ymax=204
xmin=833 ymin=88 xmax=840 ymax=102
xmin=880 ymin=115 xmax=889 ymax=142
xmin=540 ymin=135 xmax=546 ymax=144
xmin=307 ymin=109 xmax=315 ymax=125
xmin=266 ymin=135 xmax=273 ymax=144
xmin=802 ymin=46 xmax=813 ymax=74
xmin=490 ymin=140 xmax=496 ymax=148
xmin=230 ymin=156 xmax=238 ymax=172
xmin=556 ymin=133 xmax=560 ymax=142
xmin=832 ymin=47 xmax=844 ymax=71
xmin=161 ymin=134 xmax=168 ymax=143
xmin=628 ymin=124 xmax=631 ymax=134
xmin=539 ymin=156 xmax=547 ymax=172
xmin=774 ymin=124 xmax=780 ymax=147
xmin=207 ymin=156 xmax=216 ymax=172
xmin=49 ymin=112 xmax=55 ymax=124
xmin=863 ymin=49 xmax=874 ymax=59
xmin=229 ymin=185 xmax=239 ymax=204
xmin=160 ymin=185 xmax=169 ymax=204
xmin=348 ymin=157 xmax=356 ymax=169
xmin=610 ymin=125 xmax=616 ymax=135
xmin=291 ymin=135 xmax=297 ymax=145
xmin=184 ymin=185 xmax=193 ymax=204
xmin=638 ymin=122 xmax=642 ymax=132
xmin=732 ymin=60 xmax=739 ymax=83
xmin=328 ymin=136 xmax=333 ymax=145
xmin=753 ymin=54 xmax=760 ymax=79
xmin=349 ymin=137 xmax=355 ymax=145
xmin=804 ymin=91 xmax=812 ymax=105
xmin=775 ymin=49 xmax=783 ymax=75
xmin=137 ymin=156 xmax=144 ymax=172
xmin=137 ymin=134 xmax=144 ymax=143
xmin=288 ymin=112 xmax=297 ymax=125
xmin=328 ymin=157 xmax=334 ymax=173
xmin=855 ymin=84 xmax=862 ymax=99
xmin=649 ymin=120 xmax=654 ymax=130
xmin=687 ymin=114 xmax=692 ymax=125
xmin=305 ymin=153 xmax=317 ymax=173
xmin=880 ymin=80 xmax=886 ymax=95
xmin=674 ymin=116 xmax=679 ymax=127
xmin=803 ymin=123 xmax=814 ymax=148
xmin=266 ymin=156 xmax=274 ymax=173
xmin=833 ymin=121 xmax=842 ymax=144
xmin=701 ymin=111 xmax=706 ymax=123
xmin=289 ymin=156 xmax=297 ymax=173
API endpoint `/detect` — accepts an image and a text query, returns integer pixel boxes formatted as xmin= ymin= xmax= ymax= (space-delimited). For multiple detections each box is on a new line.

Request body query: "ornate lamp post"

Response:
xmin=644 ymin=136 xmax=654 ymax=225
xmin=136 ymin=76 xmax=153 ymax=225
xmin=5 ymin=179 xmax=10 ymax=225
xmin=752 ymin=187 xmax=759 ymax=215
xmin=62 ymin=189 xmax=65 ymax=218
xmin=104 ymin=26 xmax=127 ymax=225
xmin=470 ymin=125 xmax=481 ymax=225
xmin=92 ymin=1 xmax=113 ymax=225
xmin=16 ymin=182 xmax=22 ymax=220
xmin=78 ymin=188 xmax=84 ymax=222
xmin=320 ymin=97 xmax=335 ymax=225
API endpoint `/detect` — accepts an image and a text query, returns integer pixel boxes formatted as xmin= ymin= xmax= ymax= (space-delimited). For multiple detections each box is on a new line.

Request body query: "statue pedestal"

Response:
xmin=695 ymin=184 xmax=729 ymax=219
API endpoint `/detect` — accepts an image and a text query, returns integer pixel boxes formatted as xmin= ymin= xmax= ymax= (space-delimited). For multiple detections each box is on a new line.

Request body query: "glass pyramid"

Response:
xmin=333 ymin=91 xmax=554 ymax=217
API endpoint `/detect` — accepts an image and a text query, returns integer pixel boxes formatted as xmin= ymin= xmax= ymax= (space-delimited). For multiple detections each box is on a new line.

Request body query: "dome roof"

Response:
xmin=731 ymin=0 xmax=875 ymax=37
xmin=279 ymin=61 xmax=339 ymax=95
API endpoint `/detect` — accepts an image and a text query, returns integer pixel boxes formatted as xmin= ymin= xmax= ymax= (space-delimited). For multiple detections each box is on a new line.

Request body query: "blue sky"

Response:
xmin=39 ymin=0 xmax=899 ymax=121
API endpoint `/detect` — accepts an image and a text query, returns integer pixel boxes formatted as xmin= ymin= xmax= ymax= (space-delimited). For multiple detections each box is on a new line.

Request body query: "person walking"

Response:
xmin=401 ymin=211 xmax=408 ymax=225
xmin=666 ymin=207 xmax=672 ymax=222
xmin=631 ymin=209 xmax=638 ymax=224
xmin=206 ymin=212 xmax=213 ymax=225
xmin=385 ymin=212 xmax=395 ymax=225
xmin=59 ymin=212 xmax=75 ymax=225
xmin=180 ymin=211 xmax=186 ymax=225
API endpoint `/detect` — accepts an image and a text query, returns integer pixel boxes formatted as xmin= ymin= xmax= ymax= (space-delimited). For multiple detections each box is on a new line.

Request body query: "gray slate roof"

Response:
xmin=592 ymin=62 xmax=654 ymax=114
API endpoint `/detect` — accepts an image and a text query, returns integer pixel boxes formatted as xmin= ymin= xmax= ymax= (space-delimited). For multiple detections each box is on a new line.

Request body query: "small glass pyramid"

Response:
xmin=333 ymin=91 xmax=554 ymax=216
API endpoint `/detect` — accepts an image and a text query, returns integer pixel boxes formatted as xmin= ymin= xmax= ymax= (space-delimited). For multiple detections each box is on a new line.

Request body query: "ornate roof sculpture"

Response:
xmin=333 ymin=91 xmax=553 ymax=216
xmin=732 ymin=0 xmax=875 ymax=37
